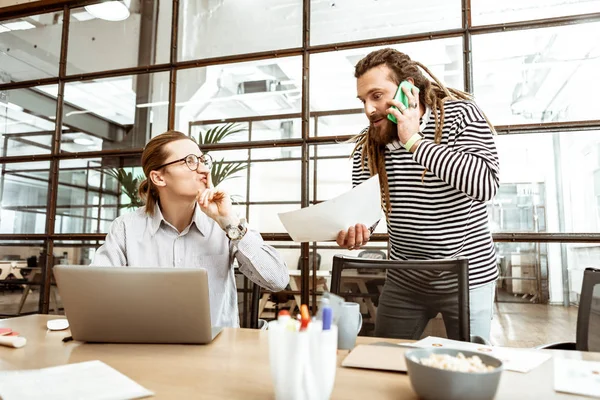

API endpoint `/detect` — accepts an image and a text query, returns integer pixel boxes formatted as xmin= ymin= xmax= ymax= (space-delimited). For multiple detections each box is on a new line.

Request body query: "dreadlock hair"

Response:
xmin=352 ymin=48 xmax=495 ymax=214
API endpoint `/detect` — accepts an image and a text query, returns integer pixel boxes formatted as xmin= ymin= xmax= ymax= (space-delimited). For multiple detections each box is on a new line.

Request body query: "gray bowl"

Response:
xmin=405 ymin=348 xmax=503 ymax=400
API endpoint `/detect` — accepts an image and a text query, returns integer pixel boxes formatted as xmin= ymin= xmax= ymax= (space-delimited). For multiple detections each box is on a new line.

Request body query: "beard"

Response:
xmin=368 ymin=115 xmax=397 ymax=146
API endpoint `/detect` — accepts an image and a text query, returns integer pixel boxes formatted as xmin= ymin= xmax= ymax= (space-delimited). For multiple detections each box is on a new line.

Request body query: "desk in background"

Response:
xmin=1 ymin=314 xmax=597 ymax=399
xmin=0 ymin=262 xmax=27 ymax=281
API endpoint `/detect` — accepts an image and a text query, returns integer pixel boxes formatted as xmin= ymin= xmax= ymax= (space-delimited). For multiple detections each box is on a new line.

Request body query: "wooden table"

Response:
xmin=1 ymin=315 xmax=598 ymax=399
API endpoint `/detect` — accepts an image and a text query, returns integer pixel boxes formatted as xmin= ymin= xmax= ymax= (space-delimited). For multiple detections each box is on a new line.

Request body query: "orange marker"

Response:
xmin=300 ymin=304 xmax=310 ymax=331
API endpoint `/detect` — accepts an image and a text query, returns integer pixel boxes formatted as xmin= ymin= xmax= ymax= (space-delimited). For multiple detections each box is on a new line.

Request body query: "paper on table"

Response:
xmin=0 ymin=360 xmax=154 ymax=400
xmin=411 ymin=336 xmax=551 ymax=373
xmin=554 ymin=358 xmax=600 ymax=398
xmin=278 ymin=175 xmax=383 ymax=242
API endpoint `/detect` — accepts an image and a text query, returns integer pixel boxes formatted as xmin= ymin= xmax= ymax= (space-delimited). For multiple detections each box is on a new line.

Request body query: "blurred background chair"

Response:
xmin=536 ymin=267 xmax=600 ymax=351
xmin=331 ymin=255 xmax=471 ymax=342
xmin=357 ymin=249 xmax=386 ymax=261
xmin=267 ymin=251 xmax=322 ymax=316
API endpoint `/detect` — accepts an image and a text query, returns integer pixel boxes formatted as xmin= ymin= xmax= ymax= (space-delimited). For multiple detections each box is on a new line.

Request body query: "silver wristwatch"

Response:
xmin=225 ymin=218 xmax=248 ymax=241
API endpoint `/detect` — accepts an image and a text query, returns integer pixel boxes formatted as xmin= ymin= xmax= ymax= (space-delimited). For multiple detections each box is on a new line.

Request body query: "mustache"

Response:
xmin=369 ymin=114 xmax=387 ymax=123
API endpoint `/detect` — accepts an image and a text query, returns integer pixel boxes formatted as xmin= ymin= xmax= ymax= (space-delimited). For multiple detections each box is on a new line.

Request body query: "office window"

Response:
xmin=310 ymin=37 xmax=465 ymax=112
xmin=0 ymin=11 xmax=62 ymax=81
xmin=54 ymin=241 xmax=103 ymax=266
xmin=1 ymin=0 xmax=599 ymax=311
xmin=492 ymin=130 xmax=600 ymax=234
xmin=0 ymin=85 xmax=58 ymax=156
xmin=191 ymin=118 xmax=302 ymax=146
xmin=472 ymin=21 xmax=600 ymax=125
xmin=309 ymin=142 xmax=353 ymax=201
xmin=56 ymin=157 xmax=140 ymax=234
xmin=178 ymin=0 xmax=302 ymax=61
xmin=175 ymin=57 xmax=302 ymax=131
xmin=310 ymin=0 xmax=461 ymax=45
xmin=198 ymin=148 xmax=249 ymax=205
xmin=67 ymin=2 xmax=172 ymax=74
xmin=61 ymin=72 xmax=170 ymax=152
xmin=471 ymin=0 xmax=600 ymax=25
xmin=0 ymin=161 xmax=50 ymax=234
xmin=0 ymin=240 xmax=48 ymax=316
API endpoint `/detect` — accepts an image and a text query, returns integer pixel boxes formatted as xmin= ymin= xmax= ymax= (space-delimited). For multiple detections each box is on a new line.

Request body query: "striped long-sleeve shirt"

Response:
xmin=353 ymin=100 xmax=500 ymax=293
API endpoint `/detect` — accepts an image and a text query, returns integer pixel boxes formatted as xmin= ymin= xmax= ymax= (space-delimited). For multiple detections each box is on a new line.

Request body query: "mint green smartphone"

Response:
xmin=387 ymin=80 xmax=419 ymax=124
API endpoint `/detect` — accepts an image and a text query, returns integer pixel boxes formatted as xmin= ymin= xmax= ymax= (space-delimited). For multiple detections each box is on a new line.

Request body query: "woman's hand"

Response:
xmin=196 ymin=187 xmax=235 ymax=230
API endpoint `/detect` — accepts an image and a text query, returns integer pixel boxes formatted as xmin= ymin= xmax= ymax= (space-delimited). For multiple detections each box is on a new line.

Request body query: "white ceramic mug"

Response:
xmin=337 ymin=302 xmax=363 ymax=350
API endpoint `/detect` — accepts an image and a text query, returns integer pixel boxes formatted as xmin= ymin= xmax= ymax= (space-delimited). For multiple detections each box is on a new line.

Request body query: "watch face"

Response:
xmin=227 ymin=227 xmax=240 ymax=240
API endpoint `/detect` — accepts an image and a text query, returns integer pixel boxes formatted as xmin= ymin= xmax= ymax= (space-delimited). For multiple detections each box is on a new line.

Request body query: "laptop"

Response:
xmin=53 ymin=265 xmax=223 ymax=344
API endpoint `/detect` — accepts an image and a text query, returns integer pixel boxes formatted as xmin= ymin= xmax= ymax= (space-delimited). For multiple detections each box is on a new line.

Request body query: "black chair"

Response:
xmin=235 ymin=269 xmax=265 ymax=329
xmin=250 ymin=281 xmax=261 ymax=329
xmin=357 ymin=250 xmax=387 ymax=260
xmin=356 ymin=250 xmax=387 ymax=306
xmin=537 ymin=267 xmax=600 ymax=351
xmin=330 ymin=255 xmax=471 ymax=342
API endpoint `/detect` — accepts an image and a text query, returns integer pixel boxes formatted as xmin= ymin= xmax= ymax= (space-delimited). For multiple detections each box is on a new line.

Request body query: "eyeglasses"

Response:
xmin=156 ymin=153 xmax=213 ymax=171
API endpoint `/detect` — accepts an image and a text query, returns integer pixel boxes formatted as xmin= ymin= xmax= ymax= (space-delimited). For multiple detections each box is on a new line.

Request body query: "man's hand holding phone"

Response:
xmin=386 ymin=80 xmax=422 ymax=150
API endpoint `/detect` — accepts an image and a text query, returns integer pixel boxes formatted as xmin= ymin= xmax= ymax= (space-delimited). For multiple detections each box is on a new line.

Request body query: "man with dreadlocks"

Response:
xmin=336 ymin=48 xmax=500 ymax=341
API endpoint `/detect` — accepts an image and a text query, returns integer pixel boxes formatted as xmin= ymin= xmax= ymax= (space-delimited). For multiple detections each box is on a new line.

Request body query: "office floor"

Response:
xmin=0 ymin=289 xmax=578 ymax=348
xmin=491 ymin=302 xmax=578 ymax=347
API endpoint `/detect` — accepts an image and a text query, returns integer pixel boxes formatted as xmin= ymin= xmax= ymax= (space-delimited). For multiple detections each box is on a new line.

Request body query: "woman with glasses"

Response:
xmin=92 ymin=130 xmax=289 ymax=327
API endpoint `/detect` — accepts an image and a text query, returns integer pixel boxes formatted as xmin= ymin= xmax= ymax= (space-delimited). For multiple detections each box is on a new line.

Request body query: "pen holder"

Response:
xmin=268 ymin=320 xmax=338 ymax=400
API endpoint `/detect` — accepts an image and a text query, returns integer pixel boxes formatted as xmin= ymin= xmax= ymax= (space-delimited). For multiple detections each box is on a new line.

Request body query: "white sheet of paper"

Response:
xmin=0 ymin=360 xmax=154 ymax=400
xmin=554 ymin=358 xmax=600 ymax=398
xmin=412 ymin=336 xmax=551 ymax=373
xmin=278 ymin=175 xmax=383 ymax=242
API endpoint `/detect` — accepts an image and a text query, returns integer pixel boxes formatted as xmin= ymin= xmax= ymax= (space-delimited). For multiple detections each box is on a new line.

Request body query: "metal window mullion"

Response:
xmin=40 ymin=4 xmax=71 ymax=314
xmin=462 ymin=0 xmax=474 ymax=94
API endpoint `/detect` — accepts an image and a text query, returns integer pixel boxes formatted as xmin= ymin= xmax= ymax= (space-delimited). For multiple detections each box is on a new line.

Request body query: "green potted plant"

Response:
xmin=198 ymin=122 xmax=247 ymax=188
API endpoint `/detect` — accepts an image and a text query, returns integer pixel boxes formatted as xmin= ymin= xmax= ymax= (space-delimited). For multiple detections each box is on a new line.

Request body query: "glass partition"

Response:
xmin=67 ymin=2 xmax=172 ymax=74
xmin=0 ymin=11 xmax=62 ymax=81
xmin=473 ymin=21 xmax=600 ymax=125
xmin=0 ymin=85 xmax=58 ymax=156
xmin=471 ymin=0 xmax=600 ymax=26
xmin=310 ymin=0 xmax=461 ymax=45
xmin=178 ymin=0 xmax=302 ymax=61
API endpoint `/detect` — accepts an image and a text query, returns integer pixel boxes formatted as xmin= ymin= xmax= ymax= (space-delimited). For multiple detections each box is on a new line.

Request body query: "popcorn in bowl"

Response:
xmin=416 ymin=352 xmax=495 ymax=373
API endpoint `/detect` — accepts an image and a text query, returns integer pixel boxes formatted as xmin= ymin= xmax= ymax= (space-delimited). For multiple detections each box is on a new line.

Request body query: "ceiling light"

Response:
xmin=84 ymin=0 xmax=131 ymax=22
xmin=1 ymin=21 xmax=36 ymax=31
xmin=66 ymin=110 xmax=93 ymax=117
xmin=72 ymin=11 xmax=96 ymax=22
xmin=0 ymin=102 xmax=24 ymax=112
xmin=74 ymin=138 xmax=95 ymax=146
xmin=136 ymin=101 xmax=169 ymax=108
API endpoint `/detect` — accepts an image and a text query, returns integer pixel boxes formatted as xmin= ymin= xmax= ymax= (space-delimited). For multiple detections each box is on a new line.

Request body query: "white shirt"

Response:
xmin=91 ymin=204 xmax=289 ymax=327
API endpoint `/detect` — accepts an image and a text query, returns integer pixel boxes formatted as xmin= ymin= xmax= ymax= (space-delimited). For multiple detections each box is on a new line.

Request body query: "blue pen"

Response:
xmin=322 ymin=306 xmax=332 ymax=330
